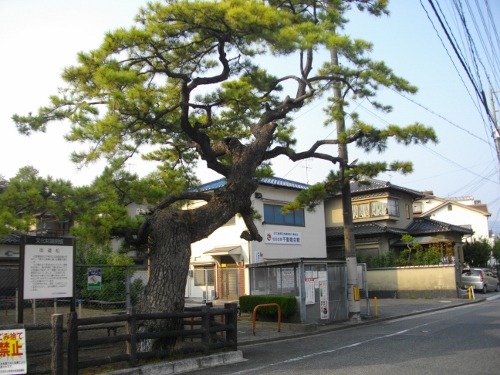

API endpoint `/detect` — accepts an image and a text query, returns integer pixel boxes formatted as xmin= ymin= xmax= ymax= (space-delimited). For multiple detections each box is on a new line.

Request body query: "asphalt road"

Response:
xmin=194 ymin=298 xmax=500 ymax=375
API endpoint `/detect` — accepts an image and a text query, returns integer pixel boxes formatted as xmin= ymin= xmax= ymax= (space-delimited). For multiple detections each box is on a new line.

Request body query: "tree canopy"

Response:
xmin=464 ymin=239 xmax=492 ymax=268
xmin=0 ymin=166 xmax=83 ymax=237
xmin=11 ymin=0 xmax=437 ymax=320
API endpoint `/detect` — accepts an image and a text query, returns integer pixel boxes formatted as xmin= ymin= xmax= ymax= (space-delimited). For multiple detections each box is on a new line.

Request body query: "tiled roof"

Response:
xmin=0 ymin=233 xmax=21 ymax=245
xmin=406 ymin=217 xmax=473 ymax=235
xmin=326 ymin=222 xmax=407 ymax=238
xmin=448 ymin=196 xmax=474 ymax=201
xmin=193 ymin=179 xmax=227 ymax=192
xmin=326 ymin=217 xmax=472 ymax=241
xmin=348 ymin=178 xmax=423 ymax=198
xmin=472 ymin=204 xmax=490 ymax=214
xmin=258 ymin=177 xmax=310 ymax=190
xmin=192 ymin=177 xmax=310 ymax=192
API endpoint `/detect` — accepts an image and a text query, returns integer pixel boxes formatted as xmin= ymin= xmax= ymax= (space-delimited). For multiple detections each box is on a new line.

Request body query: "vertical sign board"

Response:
xmin=318 ymin=271 xmax=329 ymax=320
xmin=304 ymin=270 xmax=315 ymax=305
xmin=87 ymin=268 xmax=102 ymax=290
xmin=0 ymin=329 xmax=27 ymax=375
xmin=19 ymin=236 xmax=76 ymax=323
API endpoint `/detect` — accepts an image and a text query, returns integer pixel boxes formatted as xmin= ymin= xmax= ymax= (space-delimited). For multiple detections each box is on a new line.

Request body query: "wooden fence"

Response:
xmin=68 ymin=303 xmax=238 ymax=374
xmin=1 ymin=303 xmax=238 ymax=375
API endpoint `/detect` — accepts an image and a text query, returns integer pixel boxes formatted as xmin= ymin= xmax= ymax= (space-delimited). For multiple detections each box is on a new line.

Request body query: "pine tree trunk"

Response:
xmin=137 ymin=210 xmax=191 ymax=350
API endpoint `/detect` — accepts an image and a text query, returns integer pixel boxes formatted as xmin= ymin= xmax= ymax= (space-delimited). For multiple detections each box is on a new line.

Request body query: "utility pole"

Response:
xmin=489 ymin=88 xmax=500 ymax=162
xmin=331 ymin=47 xmax=361 ymax=321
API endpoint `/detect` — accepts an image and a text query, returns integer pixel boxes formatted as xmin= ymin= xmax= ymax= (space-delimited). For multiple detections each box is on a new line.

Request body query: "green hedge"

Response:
xmin=239 ymin=295 xmax=297 ymax=318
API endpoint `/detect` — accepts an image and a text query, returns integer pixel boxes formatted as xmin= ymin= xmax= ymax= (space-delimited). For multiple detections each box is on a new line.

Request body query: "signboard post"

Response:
xmin=18 ymin=236 xmax=76 ymax=323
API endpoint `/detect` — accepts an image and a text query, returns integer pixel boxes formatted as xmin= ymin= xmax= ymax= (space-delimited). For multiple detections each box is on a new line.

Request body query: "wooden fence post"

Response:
xmin=201 ymin=305 xmax=211 ymax=353
xmin=51 ymin=314 xmax=63 ymax=375
xmin=224 ymin=303 xmax=238 ymax=351
xmin=126 ymin=308 xmax=137 ymax=367
xmin=67 ymin=311 xmax=79 ymax=375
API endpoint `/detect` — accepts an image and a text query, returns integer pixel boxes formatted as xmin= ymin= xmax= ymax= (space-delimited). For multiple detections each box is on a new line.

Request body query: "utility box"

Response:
xmin=247 ymin=258 xmax=348 ymax=324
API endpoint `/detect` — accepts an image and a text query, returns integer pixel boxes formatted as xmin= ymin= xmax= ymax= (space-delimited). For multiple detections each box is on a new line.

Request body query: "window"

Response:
xmin=352 ymin=199 xmax=399 ymax=219
xmin=358 ymin=203 xmax=370 ymax=218
xmin=412 ymin=202 xmax=422 ymax=214
xmin=264 ymin=204 xmax=305 ymax=226
xmin=194 ymin=267 xmax=214 ymax=286
xmin=370 ymin=201 xmax=387 ymax=217
xmin=387 ymin=199 xmax=399 ymax=216
xmin=352 ymin=204 xmax=359 ymax=219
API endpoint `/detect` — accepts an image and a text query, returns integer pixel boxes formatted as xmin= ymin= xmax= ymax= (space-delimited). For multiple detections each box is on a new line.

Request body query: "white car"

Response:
xmin=461 ymin=269 xmax=500 ymax=293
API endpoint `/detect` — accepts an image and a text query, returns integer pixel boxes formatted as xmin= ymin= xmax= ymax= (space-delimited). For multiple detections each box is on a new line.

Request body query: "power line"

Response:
xmin=390 ymin=88 xmax=491 ymax=145
xmin=425 ymin=0 xmax=496 ymax=126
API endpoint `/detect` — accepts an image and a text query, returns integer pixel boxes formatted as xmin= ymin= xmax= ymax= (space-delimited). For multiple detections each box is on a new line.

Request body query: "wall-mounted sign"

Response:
xmin=305 ymin=277 xmax=315 ymax=305
xmin=277 ymin=268 xmax=295 ymax=289
xmin=265 ymin=231 xmax=301 ymax=245
xmin=87 ymin=268 xmax=102 ymax=290
xmin=318 ymin=271 xmax=329 ymax=320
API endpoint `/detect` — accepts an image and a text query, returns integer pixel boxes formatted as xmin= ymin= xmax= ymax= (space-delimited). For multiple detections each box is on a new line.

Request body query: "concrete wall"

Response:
xmin=367 ymin=265 xmax=459 ymax=299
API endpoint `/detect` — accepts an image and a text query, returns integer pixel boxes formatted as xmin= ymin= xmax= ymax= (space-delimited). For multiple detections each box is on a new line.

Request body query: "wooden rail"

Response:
xmin=252 ymin=303 xmax=281 ymax=335
xmin=67 ymin=303 xmax=239 ymax=374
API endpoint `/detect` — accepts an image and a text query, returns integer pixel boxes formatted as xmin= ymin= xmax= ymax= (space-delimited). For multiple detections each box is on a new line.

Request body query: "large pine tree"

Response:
xmin=13 ymin=0 xmax=436 ymax=341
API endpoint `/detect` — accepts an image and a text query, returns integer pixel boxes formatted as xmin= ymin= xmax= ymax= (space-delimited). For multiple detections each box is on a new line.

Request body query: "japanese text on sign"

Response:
xmin=0 ymin=330 xmax=27 ymax=374
xmin=24 ymin=243 xmax=73 ymax=299
xmin=265 ymin=231 xmax=301 ymax=245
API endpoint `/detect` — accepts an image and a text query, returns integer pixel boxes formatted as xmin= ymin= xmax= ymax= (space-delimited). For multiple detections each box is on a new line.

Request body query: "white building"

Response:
xmin=187 ymin=177 xmax=327 ymax=301
xmin=413 ymin=192 xmax=491 ymax=243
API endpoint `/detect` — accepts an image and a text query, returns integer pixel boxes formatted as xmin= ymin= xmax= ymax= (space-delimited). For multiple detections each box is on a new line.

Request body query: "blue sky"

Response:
xmin=1 ymin=1 xmax=499 ymax=233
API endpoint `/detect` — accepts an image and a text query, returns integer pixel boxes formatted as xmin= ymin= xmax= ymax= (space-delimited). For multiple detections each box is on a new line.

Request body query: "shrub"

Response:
xmin=239 ymin=295 xmax=297 ymax=318
xmin=76 ymin=244 xmax=137 ymax=304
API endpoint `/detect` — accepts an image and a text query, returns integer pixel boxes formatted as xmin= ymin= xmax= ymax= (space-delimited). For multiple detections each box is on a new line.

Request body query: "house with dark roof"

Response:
xmin=324 ymin=178 xmax=473 ymax=261
xmin=413 ymin=192 xmax=491 ymax=243
xmin=0 ymin=232 xmax=21 ymax=266
xmin=187 ymin=177 xmax=327 ymax=301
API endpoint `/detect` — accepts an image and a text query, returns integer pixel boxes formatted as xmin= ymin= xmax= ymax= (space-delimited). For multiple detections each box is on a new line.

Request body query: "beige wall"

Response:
xmin=367 ymin=265 xmax=458 ymax=297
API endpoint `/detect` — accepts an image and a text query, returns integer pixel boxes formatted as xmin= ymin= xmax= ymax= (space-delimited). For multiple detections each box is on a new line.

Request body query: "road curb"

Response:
xmin=107 ymin=350 xmax=246 ymax=375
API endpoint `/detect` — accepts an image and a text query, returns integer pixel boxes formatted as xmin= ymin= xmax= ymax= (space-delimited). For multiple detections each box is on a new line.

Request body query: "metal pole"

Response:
xmin=125 ymin=266 xmax=131 ymax=309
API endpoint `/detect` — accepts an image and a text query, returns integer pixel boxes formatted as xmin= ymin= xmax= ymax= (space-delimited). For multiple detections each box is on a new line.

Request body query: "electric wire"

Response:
xmin=426 ymin=0 xmax=496 ymax=125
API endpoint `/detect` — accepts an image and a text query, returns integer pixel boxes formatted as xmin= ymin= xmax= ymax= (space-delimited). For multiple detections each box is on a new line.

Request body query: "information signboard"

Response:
xmin=22 ymin=236 xmax=74 ymax=299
